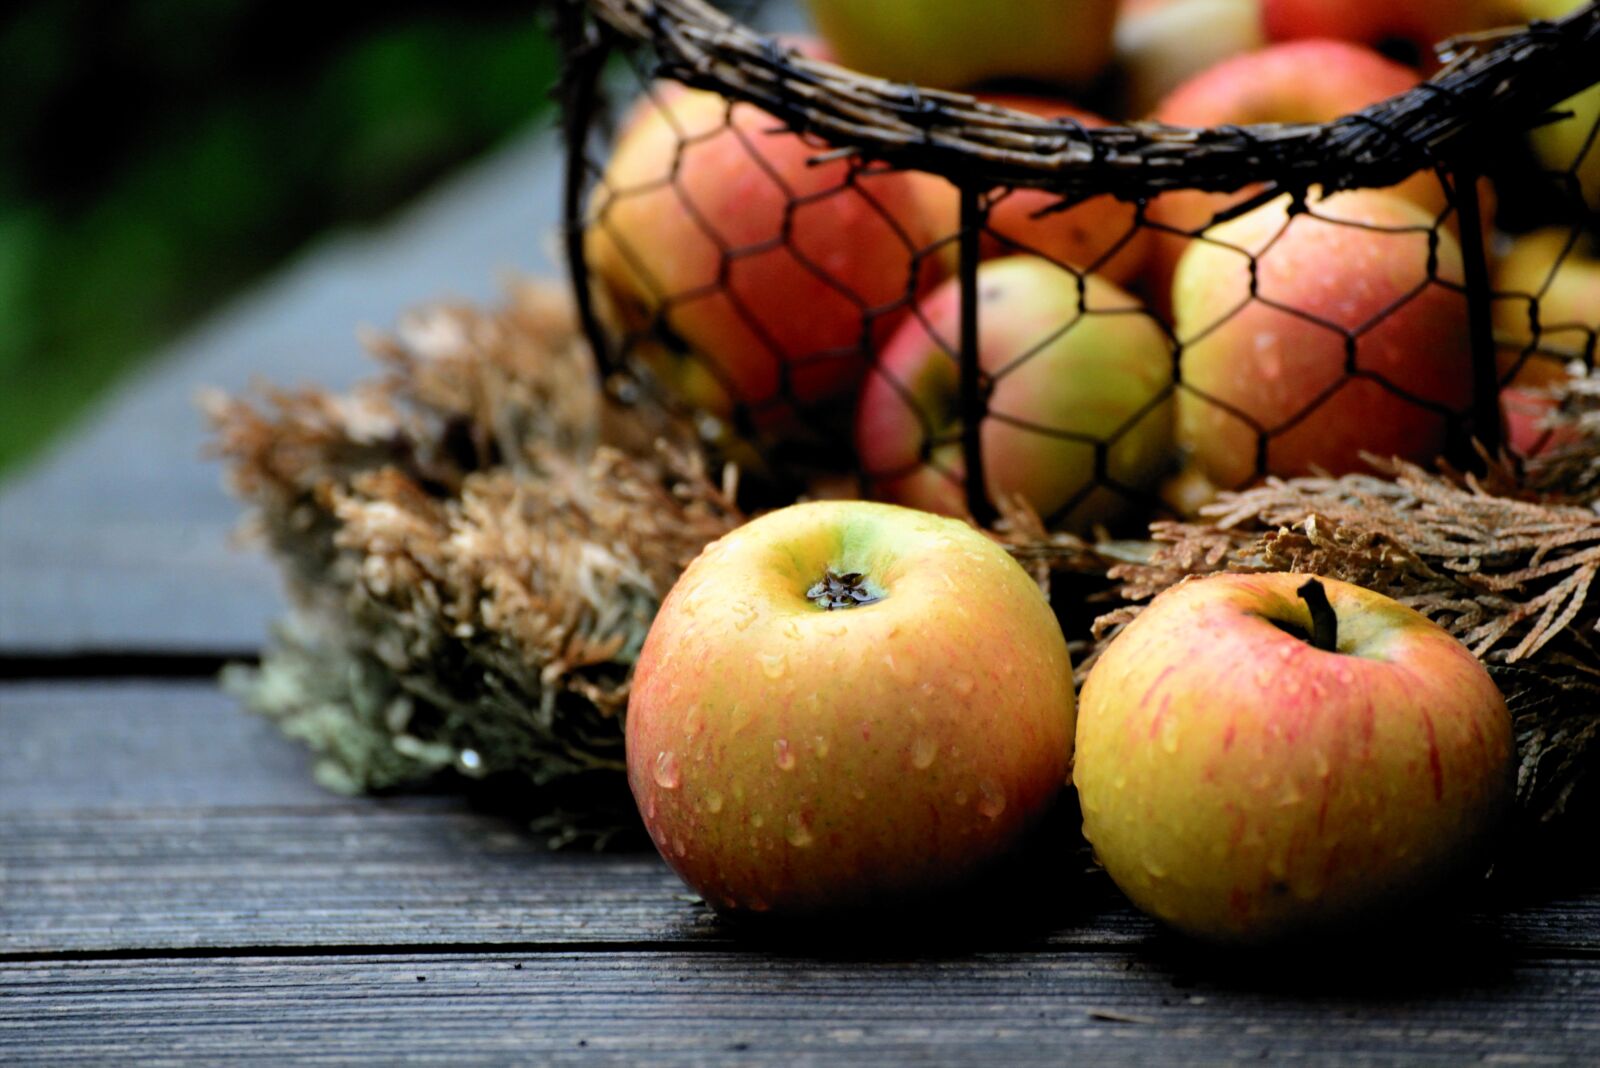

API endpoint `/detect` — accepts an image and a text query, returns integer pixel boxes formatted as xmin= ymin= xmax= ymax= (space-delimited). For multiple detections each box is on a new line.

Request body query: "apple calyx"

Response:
xmin=1295 ymin=578 xmax=1339 ymax=653
xmin=806 ymin=570 xmax=882 ymax=610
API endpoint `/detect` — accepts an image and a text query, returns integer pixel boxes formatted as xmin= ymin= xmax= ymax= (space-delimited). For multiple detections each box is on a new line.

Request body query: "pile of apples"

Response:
xmin=587 ymin=0 xmax=1599 ymax=526
xmin=608 ymin=0 xmax=1595 ymax=943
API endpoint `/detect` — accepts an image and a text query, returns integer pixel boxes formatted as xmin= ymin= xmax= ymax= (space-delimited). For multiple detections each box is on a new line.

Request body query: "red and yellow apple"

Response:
xmin=910 ymin=96 xmax=1149 ymax=284
xmin=1074 ymin=572 xmax=1513 ymax=944
xmin=805 ymin=0 xmax=1118 ymax=90
xmin=1145 ymin=40 xmax=1425 ymax=313
xmin=1261 ymin=0 xmax=1526 ymax=67
xmin=1115 ymin=0 xmax=1266 ymax=117
xmin=626 ymin=499 xmax=1077 ymax=917
xmin=586 ymin=85 xmax=943 ymax=428
xmin=856 ymin=257 xmax=1175 ymax=531
xmin=1174 ymin=189 xmax=1473 ymax=489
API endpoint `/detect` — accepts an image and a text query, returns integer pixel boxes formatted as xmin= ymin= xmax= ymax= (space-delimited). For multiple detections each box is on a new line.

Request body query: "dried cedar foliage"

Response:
xmin=205 ymin=281 xmax=742 ymax=845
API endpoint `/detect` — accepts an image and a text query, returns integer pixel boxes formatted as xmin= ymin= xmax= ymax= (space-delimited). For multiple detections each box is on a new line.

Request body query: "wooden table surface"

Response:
xmin=3 ymin=125 xmax=1599 ymax=1067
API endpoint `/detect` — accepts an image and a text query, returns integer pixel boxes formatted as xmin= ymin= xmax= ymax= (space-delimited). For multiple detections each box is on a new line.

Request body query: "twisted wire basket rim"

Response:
xmin=580 ymin=0 xmax=1600 ymax=199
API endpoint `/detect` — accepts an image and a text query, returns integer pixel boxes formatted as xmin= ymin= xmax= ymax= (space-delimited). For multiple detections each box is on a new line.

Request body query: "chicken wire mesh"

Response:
xmin=558 ymin=0 xmax=1600 ymax=533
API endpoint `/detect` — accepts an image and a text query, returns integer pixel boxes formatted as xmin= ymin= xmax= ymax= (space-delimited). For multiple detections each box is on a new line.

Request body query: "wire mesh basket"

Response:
xmin=557 ymin=0 xmax=1600 ymax=532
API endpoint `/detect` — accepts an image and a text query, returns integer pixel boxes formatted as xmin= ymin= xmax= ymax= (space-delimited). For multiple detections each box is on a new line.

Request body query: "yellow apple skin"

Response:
xmin=856 ymin=257 xmax=1175 ymax=532
xmin=1174 ymin=190 xmax=1472 ymax=489
xmin=1115 ymin=0 xmax=1266 ymax=118
xmin=806 ymin=0 xmax=1118 ymax=90
xmin=586 ymin=86 xmax=942 ymax=428
xmin=1494 ymin=229 xmax=1600 ymax=385
xmin=1075 ymin=573 xmax=1514 ymax=945
xmin=627 ymin=500 xmax=1076 ymax=917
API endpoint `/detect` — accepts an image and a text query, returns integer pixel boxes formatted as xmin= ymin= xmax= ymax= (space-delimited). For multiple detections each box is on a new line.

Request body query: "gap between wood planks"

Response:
xmin=0 ymin=652 xmax=255 ymax=681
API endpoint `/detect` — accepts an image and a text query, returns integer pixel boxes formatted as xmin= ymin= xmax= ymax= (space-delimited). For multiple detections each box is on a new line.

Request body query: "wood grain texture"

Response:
xmin=2 ymin=949 xmax=1598 ymax=1066
xmin=4 ymin=682 xmax=1598 ymax=959
xmin=0 ymin=681 xmax=326 ymax=811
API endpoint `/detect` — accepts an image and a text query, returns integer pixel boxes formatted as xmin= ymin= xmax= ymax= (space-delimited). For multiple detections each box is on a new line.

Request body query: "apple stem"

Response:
xmin=1296 ymin=578 xmax=1339 ymax=653
xmin=807 ymin=570 xmax=881 ymax=611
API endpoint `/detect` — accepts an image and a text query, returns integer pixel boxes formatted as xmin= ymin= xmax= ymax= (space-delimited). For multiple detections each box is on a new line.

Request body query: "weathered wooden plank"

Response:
xmin=7 ymin=803 xmax=1600 ymax=957
xmin=0 ymin=681 xmax=330 ymax=811
xmin=3 ymin=682 xmax=1598 ymax=956
xmin=2 ymin=950 xmax=1597 ymax=1066
xmin=0 ymin=809 xmax=711 ymax=953
xmin=0 ymin=126 xmax=566 ymax=655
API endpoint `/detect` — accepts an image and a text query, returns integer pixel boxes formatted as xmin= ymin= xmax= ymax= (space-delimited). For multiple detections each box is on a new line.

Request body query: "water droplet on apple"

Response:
xmin=682 ymin=704 xmax=703 ymax=738
xmin=704 ymin=790 xmax=724 ymax=814
xmin=1143 ymin=856 xmax=1168 ymax=879
xmin=1277 ymin=644 xmax=1294 ymax=662
xmin=774 ymin=739 xmax=796 ymax=771
xmin=786 ymin=812 xmax=815 ymax=848
xmin=1312 ymin=749 xmax=1330 ymax=779
xmin=782 ymin=619 xmax=802 ymax=641
xmin=646 ymin=798 xmax=658 ymax=821
xmin=911 ymin=736 xmax=938 ymax=770
xmin=954 ymin=789 xmax=970 ymax=806
xmin=673 ymin=838 xmax=688 ymax=857
xmin=1113 ymin=772 xmax=1127 ymax=791
xmin=976 ymin=779 xmax=1007 ymax=819
xmin=882 ymin=652 xmax=915 ymax=683
xmin=851 ymin=784 xmax=866 ymax=801
xmin=1159 ymin=716 xmax=1180 ymax=755
xmin=952 ymin=672 xmax=975 ymax=696
xmin=1267 ymin=853 xmax=1289 ymax=880
xmin=751 ymin=813 xmax=765 ymax=828
xmin=1278 ymin=782 xmax=1304 ymax=807
xmin=760 ymin=652 xmax=787 ymax=679
xmin=653 ymin=751 xmax=681 ymax=790
xmin=1336 ymin=666 xmax=1354 ymax=685
xmin=731 ymin=600 xmax=759 ymax=631
xmin=812 ymin=736 xmax=830 ymax=758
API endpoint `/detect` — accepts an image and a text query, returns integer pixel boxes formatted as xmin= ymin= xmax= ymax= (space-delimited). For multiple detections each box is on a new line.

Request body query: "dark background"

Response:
xmin=0 ymin=0 xmax=558 ymax=473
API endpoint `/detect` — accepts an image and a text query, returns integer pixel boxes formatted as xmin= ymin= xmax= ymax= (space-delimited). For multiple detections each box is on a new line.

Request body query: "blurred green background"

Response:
xmin=0 ymin=0 xmax=558 ymax=475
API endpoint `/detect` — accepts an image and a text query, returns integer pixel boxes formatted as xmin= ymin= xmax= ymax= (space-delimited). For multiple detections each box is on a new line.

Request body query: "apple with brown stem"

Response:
xmin=627 ymin=500 xmax=1077 ymax=917
xmin=1074 ymin=572 xmax=1514 ymax=944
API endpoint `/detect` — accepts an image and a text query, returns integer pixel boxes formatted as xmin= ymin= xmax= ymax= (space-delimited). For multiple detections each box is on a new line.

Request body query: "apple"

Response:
xmin=1074 ymin=572 xmax=1514 ymax=944
xmin=1492 ymin=227 xmax=1599 ymax=388
xmin=909 ymin=96 xmax=1150 ymax=284
xmin=1501 ymin=384 xmax=1583 ymax=458
xmin=585 ymin=84 xmax=943 ymax=429
xmin=1174 ymin=189 xmax=1473 ymax=489
xmin=626 ymin=499 xmax=1077 ymax=916
xmin=1115 ymin=0 xmax=1266 ymax=117
xmin=856 ymin=256 xmax=1175 ymax=531
xmin=1145 ymin=39 xmax=1426 ymax=314
xmin=805 ymin=0 xmax=1118 ymax=90
xmin=1261 ymin=0 xmax=1527 ymax=68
